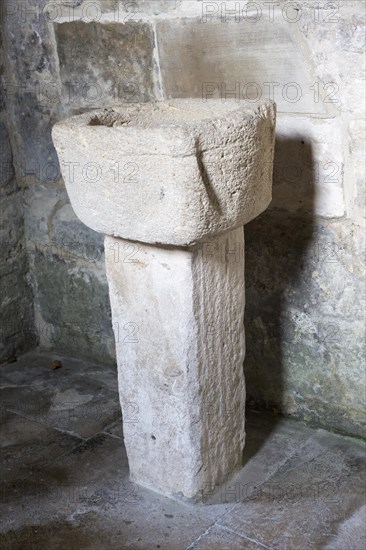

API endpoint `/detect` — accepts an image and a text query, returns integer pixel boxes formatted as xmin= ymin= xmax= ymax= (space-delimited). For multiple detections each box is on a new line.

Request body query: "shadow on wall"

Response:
xmin=242 ymin=135 xmax=315 ymax=463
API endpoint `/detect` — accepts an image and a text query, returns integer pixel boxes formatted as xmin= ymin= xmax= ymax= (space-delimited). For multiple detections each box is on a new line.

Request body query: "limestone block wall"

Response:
xmin=1 ymin=0 xmax=364 ymax=435
xmin=0 ymin=23 xmax=36 ymax=362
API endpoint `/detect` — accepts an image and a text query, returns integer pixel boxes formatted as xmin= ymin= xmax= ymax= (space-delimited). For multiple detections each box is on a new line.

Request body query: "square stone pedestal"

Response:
xmin=105 ymin=228 xmax=246 ymax=501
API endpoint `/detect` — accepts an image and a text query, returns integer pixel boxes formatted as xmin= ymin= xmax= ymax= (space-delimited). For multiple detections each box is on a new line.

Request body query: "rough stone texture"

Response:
xmin=105 ymin=228 xmax=246 ymax=500
xmin=297 ymin=0 xmax=365 ymax=117
xmin=52 ymin=99 xmax=273 ymax=500
xmin=158 ymin=0 xmax=365 ymax=437
xmin=219 ymin=428 xmax=366 ymax=549
xmin=54 ymin=20 xmax=157 ymax=112
xmin=0 ymin=120 xmax=15 ymax=194
xmin=274 ymin=115 xmax=345 ymax=217
xmin=0 ymin=24 xmax=36 ymax=362
xmin=1 ymin=0 xmax=61 ymax=181
xmin=295 ymin=0 xmax=365 ymax=223
xmin=52 ymin=99 xmax=276 ymax=245
xmin=34 ymin=251 xmax=116 ymax=365
xmin=245 ymin=211 xmax=366 ymax=438
xmin=348 ymin=118 xmax=366 ymax=226
xmin=1 ymin=351 xmax=365 ymax=549
xmin=190 ymin=525 xmax=261 ymax=549
xmin=2 ymin=6 xmax=159 ymax=362
xmin=156 ymin=13 xmax=328 ymax=115
xmin=1 ymin=0 xmax=365 ymax=438
xmin=50 ymin=0 xmax=184 ymax=17
xmin=0 ymin=353 xmax=120 ymax=439
xmin=135 ymin=0 xmax=183 ymax=15
xmin=20 ymin=184 xmax=114 ymax=363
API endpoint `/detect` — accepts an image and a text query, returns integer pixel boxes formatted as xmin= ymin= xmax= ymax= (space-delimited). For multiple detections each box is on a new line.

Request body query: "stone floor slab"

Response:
xmin=0 ymin=354 xmax=120 ymax=438
xmin=0 ymin=352 xmax=117 ymax=391
xmin=0 ymin=432 xmax=130 ymax=528
xmin=206 ymin=409 xmax=314 ymax=505
xmin=188 ymin=525 xmax=267 ymax=549
xmin=0 ymin=409 xmax=82 ymax=485
xmin=218 ymin=429 xmax=366 ymax=549
xmin=103 ymin=419 xmax=123 ymax=439
xmin=1 ymin=352 xmax=365 ymax=549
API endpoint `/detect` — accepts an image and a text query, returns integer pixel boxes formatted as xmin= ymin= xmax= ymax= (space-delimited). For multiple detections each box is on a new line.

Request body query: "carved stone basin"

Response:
xmin=52 ymin=99 xmax=276 ymax=246
xmin=52 ymin=99 xmax=276 ymax=502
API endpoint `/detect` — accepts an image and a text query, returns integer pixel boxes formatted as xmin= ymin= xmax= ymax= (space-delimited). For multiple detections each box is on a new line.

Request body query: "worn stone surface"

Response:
xmin=219 ymin=428 xmax=366 ymax=549
xmin=0 ymin=121 xmax=15 ymax=194
xmin=135 ymin=0 xmax=183 ymax=15
xmin=0 ymin=409 xmax=82 ymax=484
xmin=297 ymin=0 xmax=365 ymax=117
xmin=206 ymin=410 xmax=315 ymax=505
xmin=157 ymin=13 xmax=328 ymax=115
xmin=1 ymin=0 xmax=365 ymax=439
xmin=189 ymin=525 xmax=262 ymax=549
xmin=324 ymin=504 xmax=366 ymax=550
xmin=274 ymin=115 xmax=345 ymax=217
xmin=1 ymin=351 xmax=365 ymax=549
xmin=21 ymin=182 xmax=113 ymax=362
xmin=23 ymin=186 xmax=104 ymax=265
xmin=105 ymin=228 xmax=246 ymax=500
xmin=1 ymin=6 xmax=159 ymax=364
xmin=0 ymin=254 xmax=34 ymax=360
xmin=34 ymin=251 xmax=115 ymax=365
xmin=295 ymin=0 xmax=365 ymax=222
xmin=0 ymin=25 xmax=36 ymax=362
xmin=1 ymin=0 xmax=61 ymax=181
xmin=50 ymin=0 xmax=183 ymax=18
xmin=348 ymin=118 xmax=366 ymax=226
xmin=244 ymin=210 xmax=366 ymax=437
xmin=54 ymin=20 xmax=157 ymax=111
xmin=52 ymin=99 xmax=276 ymax=245
xmin=0 ymin=374 xmax=120 ymax=440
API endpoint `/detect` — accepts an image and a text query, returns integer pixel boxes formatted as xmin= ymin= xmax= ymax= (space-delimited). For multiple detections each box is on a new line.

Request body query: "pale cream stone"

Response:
xmin=52 ymin=99 xmax=276 ymax=246
xmin=105 ymin=228 xmax=246 ymax=500
xmin=52 ymin=99 xmax=275 ymax=501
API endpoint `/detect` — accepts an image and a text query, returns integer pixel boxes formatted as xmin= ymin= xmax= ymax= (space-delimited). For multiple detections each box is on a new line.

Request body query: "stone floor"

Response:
xmin=0 ymin=351 xmax=365 ymax=550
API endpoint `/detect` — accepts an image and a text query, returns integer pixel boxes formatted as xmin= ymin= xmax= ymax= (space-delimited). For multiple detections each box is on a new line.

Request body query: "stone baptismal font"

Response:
xmin=52 ymin=99 xmax=276 ymax=501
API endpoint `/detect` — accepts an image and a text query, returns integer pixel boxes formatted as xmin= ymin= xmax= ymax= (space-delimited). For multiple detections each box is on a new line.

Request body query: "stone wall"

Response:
xmin=1 ymin=0 xmax=364 ymax=435
xmin=0 ymin=20 xmax=36 ymax=362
